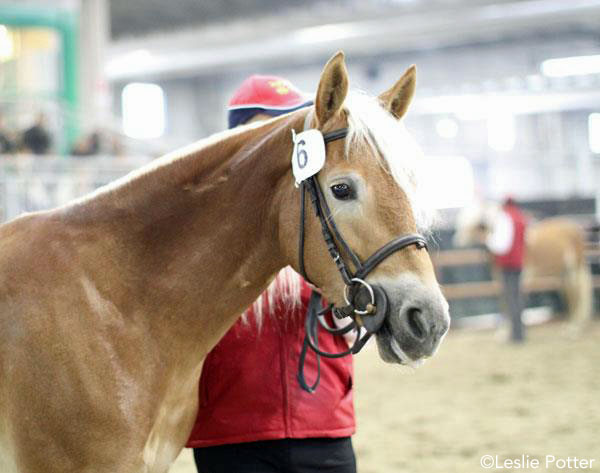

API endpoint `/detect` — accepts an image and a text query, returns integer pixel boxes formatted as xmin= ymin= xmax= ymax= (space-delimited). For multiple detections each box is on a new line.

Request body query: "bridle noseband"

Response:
xmin=296 ymin=124 xmax=428 ymax=392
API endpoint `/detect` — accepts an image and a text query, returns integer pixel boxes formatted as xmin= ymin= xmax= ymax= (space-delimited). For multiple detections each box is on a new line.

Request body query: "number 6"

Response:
xmin=296 ymin=139 xmax=308 ymax=169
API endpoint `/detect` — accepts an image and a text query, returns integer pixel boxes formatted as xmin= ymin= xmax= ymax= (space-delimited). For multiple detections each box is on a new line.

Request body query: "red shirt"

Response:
xmin=494 ymin=203 xmax=527 ymax=269
xmin=186 ymin=280 xmax=355 ymax=448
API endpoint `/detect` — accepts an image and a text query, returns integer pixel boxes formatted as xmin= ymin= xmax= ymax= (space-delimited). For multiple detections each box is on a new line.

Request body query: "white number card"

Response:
xmin=291 ymin=129 xmax=326 ymax=185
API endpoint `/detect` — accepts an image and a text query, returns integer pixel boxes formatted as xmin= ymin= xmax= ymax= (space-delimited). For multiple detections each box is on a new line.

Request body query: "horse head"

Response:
xmin=453 ymin=201 xmax=501 ymax=247
xmin=278 ymin=52 xmax=450 ymax=365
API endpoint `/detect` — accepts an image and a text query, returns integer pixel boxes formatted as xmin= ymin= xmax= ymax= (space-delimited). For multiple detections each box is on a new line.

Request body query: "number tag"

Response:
xmin=291 ymin=129 xmax=326 ymax=185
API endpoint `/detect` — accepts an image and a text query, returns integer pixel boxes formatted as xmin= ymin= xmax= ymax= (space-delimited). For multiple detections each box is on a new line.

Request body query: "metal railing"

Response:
xmin=0 ymin=154 xmax=152 ymax=222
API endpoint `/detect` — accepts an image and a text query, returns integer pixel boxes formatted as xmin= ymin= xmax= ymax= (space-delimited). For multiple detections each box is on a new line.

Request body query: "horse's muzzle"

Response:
xmin=375 ymin=280 xmax=450 ymax=364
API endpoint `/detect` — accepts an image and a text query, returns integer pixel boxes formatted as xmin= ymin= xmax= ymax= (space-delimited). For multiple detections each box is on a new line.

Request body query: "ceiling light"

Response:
xmin=541 ymin=54 xmax=600 ymax=77
xmin=488 ymin=113 xmax=516 ymax=152
xmin=0 ymin=25 xmax=14 ymax=62
xmin=589 ymin=113 xmax=600 ymax=154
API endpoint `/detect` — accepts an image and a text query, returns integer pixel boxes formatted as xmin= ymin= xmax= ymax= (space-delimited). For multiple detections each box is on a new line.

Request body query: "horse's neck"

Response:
xmin=68 ymin=112 xmax=303 ymax=354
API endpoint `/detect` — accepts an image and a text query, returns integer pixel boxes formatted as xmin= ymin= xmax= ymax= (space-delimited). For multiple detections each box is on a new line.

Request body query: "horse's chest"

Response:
xmin=142 ymin=432 xmax=181 ymax=473
xmin=141 ymin=380 xmax=200 ymax=472
xmin=0 ymin=435 xmax=19 ymax=473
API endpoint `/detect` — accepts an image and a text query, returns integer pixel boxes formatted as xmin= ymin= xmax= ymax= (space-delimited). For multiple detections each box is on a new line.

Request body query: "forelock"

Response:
xmin=343 ymin=91 xmax=434 ymax=232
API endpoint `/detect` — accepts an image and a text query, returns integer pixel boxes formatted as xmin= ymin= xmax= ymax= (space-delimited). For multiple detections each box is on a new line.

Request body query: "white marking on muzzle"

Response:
xmin=390 ymin=337 xmax=424 ymax=368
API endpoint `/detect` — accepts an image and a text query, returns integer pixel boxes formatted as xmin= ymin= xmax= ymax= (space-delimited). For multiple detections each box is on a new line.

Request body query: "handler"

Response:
xmin=486 ymin=196 xmax=528 ymax=343
xmin=186 ymin=75 xmax=357 ymax=473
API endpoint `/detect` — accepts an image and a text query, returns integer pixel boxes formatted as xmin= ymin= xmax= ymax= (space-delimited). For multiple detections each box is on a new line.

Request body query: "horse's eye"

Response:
xmin=330 ymin=183 xmax=354 ymax=200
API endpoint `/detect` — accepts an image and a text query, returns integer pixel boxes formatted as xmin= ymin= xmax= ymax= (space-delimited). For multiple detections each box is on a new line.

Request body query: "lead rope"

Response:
xmin=298 ymin=292 xmax=362 ymax=392
xmin=297 ymin=291 xmax=323 ymax=393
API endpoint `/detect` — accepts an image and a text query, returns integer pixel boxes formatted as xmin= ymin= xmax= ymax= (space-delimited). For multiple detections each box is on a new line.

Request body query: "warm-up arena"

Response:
xmin=0 ymin=53 xmax=449 ymax=472
xmin=455 ymin=204 xmax=593 ymax=326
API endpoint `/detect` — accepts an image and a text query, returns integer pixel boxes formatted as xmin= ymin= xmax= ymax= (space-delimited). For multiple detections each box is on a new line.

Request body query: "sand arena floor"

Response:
xmin=170 ymin=321 xmax=600 ymax=472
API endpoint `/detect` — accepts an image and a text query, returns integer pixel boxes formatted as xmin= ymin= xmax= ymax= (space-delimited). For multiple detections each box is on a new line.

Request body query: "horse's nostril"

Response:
xmin=406 ymin=308 xmax=427 ymax=340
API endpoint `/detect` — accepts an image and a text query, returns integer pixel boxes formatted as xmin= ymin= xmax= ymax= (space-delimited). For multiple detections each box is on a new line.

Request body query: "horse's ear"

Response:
xmin=315 ymin=51 xmax=349 ymax=127
xmin=379 ymin=65 xmax=417 ymax=120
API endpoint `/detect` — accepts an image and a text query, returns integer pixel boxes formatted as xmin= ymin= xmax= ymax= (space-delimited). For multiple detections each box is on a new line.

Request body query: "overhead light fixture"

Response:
xmin=0 ymin=25 xmax=14 ymax=62
xmin=122 ymin=83 xmax=165 ymax=140
xmin=541 ymin=54 xmax=600 ymax=77
xmin=488 ymin=113 xmax=516 ymax=152
xmin=106 ymin=49 xmax=153 ymax=78
xmin=293 ymin=23 xmax=360 ymax=45
xmin=589 ymin=113 xmax=600 ymax=154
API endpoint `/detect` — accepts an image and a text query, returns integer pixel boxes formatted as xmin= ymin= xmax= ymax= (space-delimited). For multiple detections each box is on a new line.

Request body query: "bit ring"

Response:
xmin=343 ymin=278 xmax=376 ymax=315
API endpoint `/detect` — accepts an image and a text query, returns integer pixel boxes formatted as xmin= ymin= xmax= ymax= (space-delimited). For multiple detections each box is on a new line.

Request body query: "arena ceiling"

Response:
xmin=107 ymin=0 xmax=600 ymax=80
xmin=109 ymin=0 xmax=564 ymax=39
xmin=110 ymin=0 xmax=325 ymax=38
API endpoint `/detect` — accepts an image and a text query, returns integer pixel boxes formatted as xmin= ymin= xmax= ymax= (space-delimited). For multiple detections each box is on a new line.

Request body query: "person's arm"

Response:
xmin=305 ymin=279 xmax=361 ymax=348
xmin=486 ymin=211 xmax=514 ymax=255
xmin=333 ymin=315 xmax=354 ymax=347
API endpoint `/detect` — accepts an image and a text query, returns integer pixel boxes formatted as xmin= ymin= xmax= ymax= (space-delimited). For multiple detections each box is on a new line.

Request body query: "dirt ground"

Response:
xmin=170 ymin=321 xmax=600 ymax=472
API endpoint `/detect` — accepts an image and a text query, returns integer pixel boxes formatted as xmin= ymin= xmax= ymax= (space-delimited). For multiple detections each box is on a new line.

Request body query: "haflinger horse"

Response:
xmin=0 ymin=52 xmax=449 ymax=473
xmin=454 ymin=202 xmax=593 ymax=327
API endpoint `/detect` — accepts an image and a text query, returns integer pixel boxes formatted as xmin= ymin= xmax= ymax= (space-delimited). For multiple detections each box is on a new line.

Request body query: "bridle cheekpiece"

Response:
xmin=295 ymin=113 xmax=428 ymax=392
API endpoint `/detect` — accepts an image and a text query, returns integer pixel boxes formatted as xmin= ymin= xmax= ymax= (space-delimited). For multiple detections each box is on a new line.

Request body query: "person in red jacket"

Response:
xmin=486 ymin=196 xmax=528 ymax=342
xmin=186 ymin=75 xmax=357 ymax=473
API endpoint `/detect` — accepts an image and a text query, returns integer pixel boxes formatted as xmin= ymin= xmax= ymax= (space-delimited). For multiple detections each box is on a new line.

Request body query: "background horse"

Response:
xmin=454 ymin=202 xmax=593 ymax=327
xmin=0 ymin=52 xmax=449 ymax=472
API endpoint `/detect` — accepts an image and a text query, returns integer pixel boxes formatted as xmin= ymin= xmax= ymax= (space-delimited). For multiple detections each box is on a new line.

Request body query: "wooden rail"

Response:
xmin=434 ymin=245 xmax=600 ymax=301
xmin=441 ymin=276 xmax=600 ymax=300
xmin=432 ymin=245 xmax=600 ymax=268
xmin=431 ymin=249 xmax=490 ymax=266
xmin=441 ymin=281 xmax=501 ymax=300
xmin=586 ymin=245 xmax=600 ymax=259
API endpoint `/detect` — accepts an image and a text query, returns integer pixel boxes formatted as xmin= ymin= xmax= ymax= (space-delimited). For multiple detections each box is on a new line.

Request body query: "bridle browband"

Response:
xmin=296 ymin=124 xmax=428 ymax=392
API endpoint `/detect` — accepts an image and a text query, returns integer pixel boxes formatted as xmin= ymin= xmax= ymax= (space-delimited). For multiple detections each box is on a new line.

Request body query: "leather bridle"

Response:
xmin=296 ymin=126 xmax=428 ymax=392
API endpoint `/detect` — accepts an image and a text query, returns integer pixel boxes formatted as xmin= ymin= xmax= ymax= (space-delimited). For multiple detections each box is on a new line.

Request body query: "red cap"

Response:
xmin=228 ymin=75 xmax=311 ymax=111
